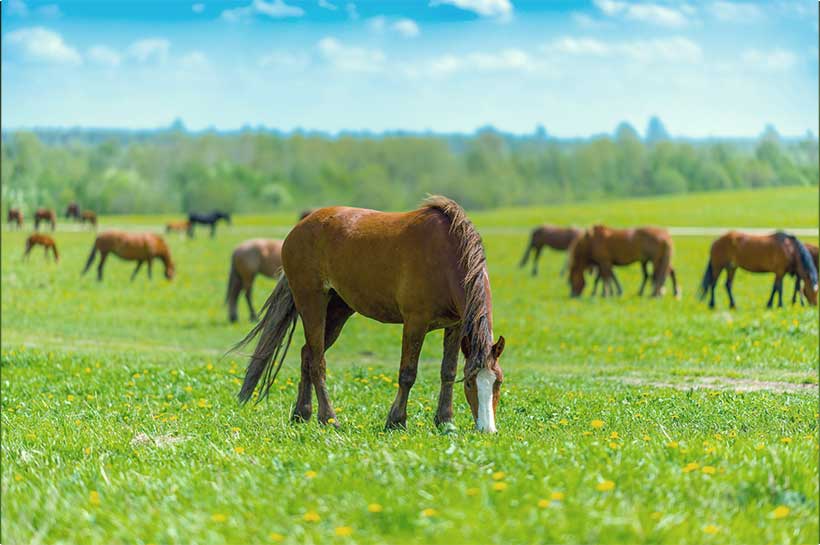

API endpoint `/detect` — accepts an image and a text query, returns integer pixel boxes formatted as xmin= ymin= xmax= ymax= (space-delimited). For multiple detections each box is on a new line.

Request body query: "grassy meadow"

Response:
xmin=1 ymin=187 xmax=818 ymax=544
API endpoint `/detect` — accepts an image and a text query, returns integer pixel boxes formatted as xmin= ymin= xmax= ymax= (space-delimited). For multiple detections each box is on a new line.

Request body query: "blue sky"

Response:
xmin=2 ymin=0 xmax=818 ymax=136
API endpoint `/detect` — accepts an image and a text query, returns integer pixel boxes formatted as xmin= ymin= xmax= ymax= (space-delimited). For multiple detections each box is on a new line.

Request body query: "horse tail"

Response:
xmin=519 ymin=230 xmax=536 ymax=268
xmin=231 ymin=274 xmax=298 ymax=403
xmin=698 ymin=259 xmax=713 ymax=300
xmin=226 ymin=257 xmax=242 ymax=305
xmin=654 ymin=240 xmax=672 ymax=289
xmin=82 ymin=242 xmax=98 ymax=275
xmin=787 ymin=234 xmax=819 ymax=287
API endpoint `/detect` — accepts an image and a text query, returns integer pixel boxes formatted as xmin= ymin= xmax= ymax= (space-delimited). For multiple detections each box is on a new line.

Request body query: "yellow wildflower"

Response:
xmin=420 ymin=508 xmax=438 ymax=517
xmin=590 ymin=419 xmax=604 ymax=429
xmin=772 ymin=506 xmax=789 ymax=519
xmin=596 ymin=480 xmax=615 ymax=492
xmin=303 ymin=511 xmax=320 ymax=522
xmin=703 ymin=524 xmax=719 ymax=534
xmin=367 ymin=503 xmax=383 ymax=513
xmin=334 ymin=526 xmax=353 ymax=537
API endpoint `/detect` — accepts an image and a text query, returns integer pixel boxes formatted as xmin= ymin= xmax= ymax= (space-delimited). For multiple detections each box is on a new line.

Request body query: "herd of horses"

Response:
xmin=5 ymin=198 xmax=818 ymax=432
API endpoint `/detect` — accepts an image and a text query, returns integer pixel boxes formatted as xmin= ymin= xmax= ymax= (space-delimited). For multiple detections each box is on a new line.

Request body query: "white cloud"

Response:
xmin=346 ymin=2 xmax=359 ymax=20
xmin=179 ymin=51 xmax=209 ymax=69
xmin=258 ymin=50 xmax=310 ymax=68
xmin=393 ymin=18 xmax=420 ymax=37
xmin=88 ymin=45 xmax=122 ymax=67
xmin=6 ymin=27 xmax=81 ymax=64
xmin=318 ymin=0 xmax=338 ymax=10
xmin=430 ymin=0 xmax=512 ymax=20
xmin=192 ymin=3 xmax=205 ymax=13
xmin=544 ymin=36 xmax=702 ymax=64
xmin=368 ymin=15 xmax=387 ymax=32
xmin=593 ymin=0 xmax=688 ymax=27
xmin=221 ymin=0 xmax=304 ymax=22
xmin=741 ymin=48 xmax=796 ymax=70
xmin=317 ymin=37 xmax=385 ymax=72
xmin=428 ymin=48 xmax=534 ymax=75
xmin=571 ymin=12 xmax=607 ymax=29
xmin=709 ymin=1 xmax=761 ymax=22
xmin=128 ymin=38 xmax=171 ymax=63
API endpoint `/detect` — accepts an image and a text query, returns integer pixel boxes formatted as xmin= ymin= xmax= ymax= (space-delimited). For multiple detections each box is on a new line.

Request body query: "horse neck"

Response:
xmin=462 ymin=267 xmax=494 ymax=377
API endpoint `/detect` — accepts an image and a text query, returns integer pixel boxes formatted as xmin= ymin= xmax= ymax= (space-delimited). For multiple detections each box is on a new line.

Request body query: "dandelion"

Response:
xmin=771 ymin=506 xmax=789 ymax=519
xmin=780 ymin=437 xmax=792 ymax=444
xmin=367 ymin=503 xmax=383 ymax=513
xmin=14 ymin=474 xmax=23 ymax=482
xmin=550 ymin=491 xmax=565 ymax=501
xmin=184 ymin=386 xmax=193 ymax=393
xmin=558 ymin=418 xmax=569 ymax=426
xmin=609 ymin=432 xmax=619 ymax=439
xmin=269 ymin=533 xmax=285 ymax=542
xmin=596 ymin=480 xmax=615 ymax=492
xmin=538 ymin=499 xmax=550 ymax=508
xmin=303 ymin=511 xmax=320 ymax=522
xmin=666 ymin=441 xmax=679 ymax=449
xmin=642 ymin=435 xmax=651 ymax=441
xmin=420 ymin=508 xmax=438 ymax=517
xmin=231 ymin=427 xmax=241 ymax=433
xmin=89 ymin=491 xmax=101 ymax=506
xmin=465 ymin=488 xmax=479 ymax=497
xmin=84 ymin=447 xmax=91 ymax=455
xmin=492 ymin=482 xmax=507 ymax=491
xmin=334 ymin=526 xmax=353 ymax=537
xmin=590 ymin=419 xmax=604 ymax=429
xmin=609 ymin=442 xmax=619 ymax=449
xmin=702 ymin=466 xmax=716 ymax=475
xmin=703 ymin=524 xmax=719 ymax=534
xmin=492 ymin=471 xmax=505 ymax=481
xmin=234 ymin=446 xmax=245 ymax=455
xmin=755 ymin=442 xmax=765 ymax=451
xmin=682 ymin=462 xmax=700 ymax=473
xmin=211 ymin=513 xmax=227 ymax=522
xmin=67 ymin=395 xmax=75 ymax=402
xmin=305 ymin=470 xmax=317 ymax=479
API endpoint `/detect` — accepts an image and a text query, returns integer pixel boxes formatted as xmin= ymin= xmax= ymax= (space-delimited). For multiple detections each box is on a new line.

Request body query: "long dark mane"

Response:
xmin=421 ymin=196 xmax=492 ymax=378
xmin=782 ymin=232 xmax=819 ymax=285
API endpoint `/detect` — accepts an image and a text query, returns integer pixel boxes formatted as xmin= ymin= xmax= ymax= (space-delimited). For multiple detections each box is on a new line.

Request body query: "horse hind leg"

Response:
xmin=725 ymin=267 xmax=736 ymax=309
xmin=97 ymin=251 xmax=109 ymax=281
xmin=434 ymin=326 xmax=460 ymax=429
xmin=531 ymin=247 xmax=543 ymax=276
xmin=131 ymin=261 xmax=143 ymax=281
xmin=386 ymin=319 xmax=427 ymax=430
xmin=638 ymin=261 xmax=649 ymax=296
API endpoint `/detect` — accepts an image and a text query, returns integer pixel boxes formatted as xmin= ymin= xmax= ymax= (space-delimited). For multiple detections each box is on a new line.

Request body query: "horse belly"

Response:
xmin=329 ymin=280 xmax=403 ymax=323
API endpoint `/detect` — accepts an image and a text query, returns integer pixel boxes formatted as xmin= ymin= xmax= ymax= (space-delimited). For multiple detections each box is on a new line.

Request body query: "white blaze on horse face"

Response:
xmin=476 ymin=368 xmax=497 ymax=433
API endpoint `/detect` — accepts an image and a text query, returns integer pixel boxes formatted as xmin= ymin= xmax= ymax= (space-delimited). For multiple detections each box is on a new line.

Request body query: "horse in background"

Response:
xmin=699 ymin=231 xmax=817 ymax=308
xmin=226 ymin=239 xmax=283 ymax=322
xmin=24 ymin=234 xmax=59 ymax=262
xmin=568 ymin=225 xmax=678 ymax=298
xmin=187 ymin=211 xmax=231 ymax=238
xmin=7 ymin=208 xmax=23 ymax=229
xmin=83 ymin=230 xmax=175 ymax=282
xmin=792 ymin=242 xmax=819 ymax=305
xmin=166 ymin=220 xmax=190 ymax=234
xmin=65 ymin=203 xmax=80 ymax=220
xmin=233 ymin=196 xmax=505 ymax=433
xmin=80 ymin=210 xmax=98 ymax=229
xmin=519 ymin=225 xmax=583 ymax=276
xmin=34 ymin=209 xmax=56 ymax=231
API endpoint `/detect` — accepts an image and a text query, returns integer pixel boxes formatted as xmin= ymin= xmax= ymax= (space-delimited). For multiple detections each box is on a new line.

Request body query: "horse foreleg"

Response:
xmin=531 ymin=247 xmax=543 ymax=276
xmin=709 ymin=264 xmax=722 ymax=309
xmin=210 ymin=224 xmax=216 ymax=239
xmin=669 ymin=267 xmax=679 ymax=298
xmin=591 ymin=272 xmax=600 ymax=296
xmin=131 ymin=261 xmax=143 ymax=281
xmin=147 ymin=259 xmax=153 ymax=279
xmin=766 ymin=275 xmax=778 ymax=308
xmin=725 ymin=267 xmax=736 ymax=309
xmin=435 ymin=326 xmax=460 ymax=429
xmin=776 ymin=274 xmax=784 ymax=308
xmin=792 ymin=277 xmax=805 ymax=306
xmin=97 ymin=251 xmax=108 ymax=281
xmin=612 ymin=269 xmax=623 ymax=296
xmin=638 ymin=261 xmax=649 ymax=296
xmin=386 ymin=320 xmax=427 ymax=430
xmin=245 ymin=279 xmax=256 ymax=321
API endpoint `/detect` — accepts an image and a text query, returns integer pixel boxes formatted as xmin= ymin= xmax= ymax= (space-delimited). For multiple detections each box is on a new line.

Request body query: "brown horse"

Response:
xmin=34 ymin=208 xmax=56 ymax=231
xmin=227 ymin=239 xmax=284 ymax=323
xmin=80 ymin=210 xmax=97 ymax=228
xmin=792 ymin=243 xmax=819 ymax=305
xmin=7 ymin=208 xmax=23 ymax=229
xmin=24 ymin=234 xmax=59 ymax=262
xmin=65 ymin=202 xmax=80 ymax=220
xmin=235 ymin=196 xmax=506 ymax=433
xmin=700 ymin=231 xmax=818 ymax=308
xmin=82 ymin=230 xmax=175 ymax=282
xmin=166 ymin=220 xmax=190 ymax=234
xmin=519 ymin=225 xmax=582 ymax=276
xmin=568 ymin=225 xmax=678 ymax=298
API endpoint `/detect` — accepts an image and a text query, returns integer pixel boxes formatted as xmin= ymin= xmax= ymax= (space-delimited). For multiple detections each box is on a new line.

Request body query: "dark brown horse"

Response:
xmin=83 ymin=230 xmax=175 ymax=281
xmin=34 ymin=208 xmax=56 ymax=231
xmin=227 ymin=239 xmax=284 ymax=322
xmin=7 ymin=208 xmax=23 ymax=229
xmin=65 ymin=202 xmax=80 ymax=220
xmin=792 ymin=243 xmax=819 ymax=305
xmin=519 ymin=225 xmax=582 ymax=276
xmin=24 ymin=234 xmax=59 ymax=262
xmin=80 ymin=210 xmax=97 ymax=228
xmin=568 ymin=225 xmax=678 ymax=298
xmin=235 ymin=197 xmax=505 ymax=433
xmin=700 ymin=231 xmax=818 ymax=308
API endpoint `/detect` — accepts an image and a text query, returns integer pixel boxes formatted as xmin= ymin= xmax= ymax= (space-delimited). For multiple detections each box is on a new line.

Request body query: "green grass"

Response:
xmin=2 ymin=188 xmax=818 ymax=544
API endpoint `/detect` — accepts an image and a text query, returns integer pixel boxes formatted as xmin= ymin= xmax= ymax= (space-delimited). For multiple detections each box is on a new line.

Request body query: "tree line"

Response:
xmin=2 ymin=120 xmax=817 ymax=214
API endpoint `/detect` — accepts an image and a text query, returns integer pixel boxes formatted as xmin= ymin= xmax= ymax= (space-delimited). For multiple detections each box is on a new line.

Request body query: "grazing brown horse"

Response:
xmin=568 ymin=225 xmax=678 ymax=298
xmin=34 ymin=208 xmax=56 ymax=231
xmin=700 ymin=231 xmax=818 ymax=308
xmin=519 ymin=225 xmax=583 ymax=276
xmin=227 ymin=239 xmax=284 ymax=323
xmin=7 ymin=208 xmax=23 ymax=229
xmin=82 ymin=230 xmax=175 ymax=282
xmin=80 ymin=210 xmax=98 ymax=229
xmin=166 ymin=220 xmax=190 ymax=234
xmin=235 ymin=196 xmax=506 ymax=433
xmin=65 ymin=202 xmax=80 ymax=220
xmin=24 ymin=234 xmax=59 ymax=262
xmin=792 ymin=243 xmax=819 ymax=305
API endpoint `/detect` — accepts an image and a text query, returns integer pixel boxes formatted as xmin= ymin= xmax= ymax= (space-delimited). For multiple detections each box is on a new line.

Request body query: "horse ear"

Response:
xmin=492 ymin=336 xmax=505 ymax=359
xmin=460 ymin=336 xmax=470 ymax=359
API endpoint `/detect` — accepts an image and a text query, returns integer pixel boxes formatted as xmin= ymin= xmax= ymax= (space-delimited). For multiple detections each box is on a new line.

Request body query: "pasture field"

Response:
xmin=2 ymin=187 xmax=818 ymax=544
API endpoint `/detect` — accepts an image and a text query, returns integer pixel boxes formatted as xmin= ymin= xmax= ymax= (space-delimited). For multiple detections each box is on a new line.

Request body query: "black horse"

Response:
xmin=187 ymin=211 xmax=231 ymax=238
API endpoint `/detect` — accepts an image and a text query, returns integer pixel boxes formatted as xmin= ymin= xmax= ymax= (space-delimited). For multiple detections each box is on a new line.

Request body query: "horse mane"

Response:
xmin=778 ymin=232 xmax=819 ymax=285
xmin=421 ymin=195 xmax=491 ymax=377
